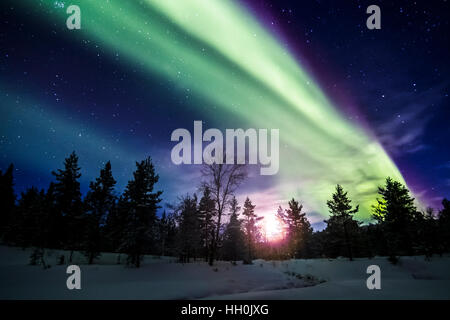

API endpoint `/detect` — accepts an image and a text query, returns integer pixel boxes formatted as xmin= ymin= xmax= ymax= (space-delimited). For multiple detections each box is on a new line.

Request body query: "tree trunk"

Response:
xmin=208 ymin=239 xmax=215 ymax=266
xmin=343 ymin=221 xmax=353 ymax=261
xmin=210 ymin=207 xmax=223 ymax=266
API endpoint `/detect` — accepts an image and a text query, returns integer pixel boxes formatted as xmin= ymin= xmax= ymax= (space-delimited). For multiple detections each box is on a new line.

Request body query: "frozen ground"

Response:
xmin=0 ymin=246 xmax=449 ymax=299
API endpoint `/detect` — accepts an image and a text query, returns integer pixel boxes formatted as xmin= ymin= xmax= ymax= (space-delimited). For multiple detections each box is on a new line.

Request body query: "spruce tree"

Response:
xmin=223 ymin=196 xmax=244 ymax=262
xmin=52 ymin=152 xmax=83 ymax=261
xmin=120 ymin=157 xmax=162 ymax=267
xmin=197 ymin=187 xmax=216 ymax=261
xmin=438 ymin=198 xmax=450 ymax=253
xmin=44 ymin=182 xmax=61 ymax=249
xmin=176 ymin=194 xmax=201 ymax=262
xmin=103 ymin=196 xmax=128 ymax=264
xmin=157 ymin=211 xmax=177 ymax=257
xmin=83 ymin=161 xmax=117 ymax=264
xmin=325 ymin=184 xmax=360 ymax=261
xmin=28 ymin=188 xmax=51 ymax=267
xmin=0 ymin=164 xmax=15 ymax=238
xmin=278 ymin=198 xmax=313 ymax=258
xmin=420 ymin=207 xmax=439 ymax=258
xmin=242 ymin=197 xmax=262 ymax=264
xmin=14 ymin=187 xmax=42 ymax=247
xmin=372 ymin=177 xmax=418 ymax=258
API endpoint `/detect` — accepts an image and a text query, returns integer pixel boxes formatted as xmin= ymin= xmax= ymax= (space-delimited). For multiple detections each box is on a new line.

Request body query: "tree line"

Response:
xmin=0 ymin=152 xmax=449 ymax=267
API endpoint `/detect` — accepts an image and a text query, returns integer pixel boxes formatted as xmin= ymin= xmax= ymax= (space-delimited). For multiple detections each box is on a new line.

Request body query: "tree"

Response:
xmin=438 ymin=198 xmax=450 ymax=253
xmin=23 ymin=188 xmax=52 ymax=267
xmin=52 ymin=151 xmax=83 ymax=262
xmin=222 ymin=196 xmax=244 ymax=262
xmin=14 ymin=187 xmax=44 ymax=247
xmin=325 ymin=184 xmax=360 ymax=261
xmin=44 ymin=182 xmax=63 ymax=249
xmin=103 ymin=196 xmax=126 ymax=257
xmin=197 ymin=187 xmax=216 ymax=261
xmin=201 ymin=160 xmax=246 ymax=265
xmin=120 ymin=157 xmax=162 ymax=267
xmin=277 ymin=199 xmax=313 ymax=258
xmin=176 ymin=194 xmax=201 ymax=262
xmin=241 ymin=197 xmax=262 ymax=264
xmin=372 ymin=177 xmax=419 ymax=259
xmin=419 ymin=207 xmax=439 ymax=258
xmin=0 ymin=164 xmax=16 ymax=239
xmin=3 ymin=185 xmax=51 ymax=267
xmin=83 ymin=161 xmax=117 ymax=264
xmin=157 ymin=211 xmax=177 ymax=257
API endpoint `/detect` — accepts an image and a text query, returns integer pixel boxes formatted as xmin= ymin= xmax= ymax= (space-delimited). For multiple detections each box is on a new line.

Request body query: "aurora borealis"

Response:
xmin=1 ymin=0 xmax=449 ymax=226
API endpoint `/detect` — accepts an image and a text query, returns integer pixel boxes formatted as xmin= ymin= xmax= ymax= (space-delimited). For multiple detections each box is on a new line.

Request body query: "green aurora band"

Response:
xmin=24 ymin=0 xmax=408 ymax=220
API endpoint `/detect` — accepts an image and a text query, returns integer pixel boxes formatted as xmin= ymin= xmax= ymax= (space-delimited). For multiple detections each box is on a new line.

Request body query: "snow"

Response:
xmin=1 ymin=246 xmax=449 ymax=299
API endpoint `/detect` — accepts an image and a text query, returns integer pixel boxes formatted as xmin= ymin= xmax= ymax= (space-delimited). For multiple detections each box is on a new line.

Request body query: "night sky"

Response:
xmin=1 ymin=0 xmax=449 ymax=229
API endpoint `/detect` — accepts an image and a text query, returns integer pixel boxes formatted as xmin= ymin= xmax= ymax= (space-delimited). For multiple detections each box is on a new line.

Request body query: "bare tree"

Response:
xmin=201 ymin=159 xmax=246 ymax=265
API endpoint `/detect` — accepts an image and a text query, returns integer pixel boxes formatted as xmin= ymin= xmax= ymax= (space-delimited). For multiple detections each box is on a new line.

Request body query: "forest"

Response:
xmin=0 ymin=151 xmax=449 ymax=268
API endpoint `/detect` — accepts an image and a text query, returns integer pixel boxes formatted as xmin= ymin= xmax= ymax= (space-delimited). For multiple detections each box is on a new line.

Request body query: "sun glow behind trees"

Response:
xmin=262 ymin=213 xmax=285 ymax=242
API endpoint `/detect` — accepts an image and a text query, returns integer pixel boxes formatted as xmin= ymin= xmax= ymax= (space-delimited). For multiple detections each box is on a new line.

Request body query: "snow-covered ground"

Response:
xmin=0 ymin=246 xmax=449 ymax=299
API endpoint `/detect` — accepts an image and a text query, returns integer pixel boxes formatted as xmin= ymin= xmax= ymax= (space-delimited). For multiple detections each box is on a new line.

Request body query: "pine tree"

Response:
xmin=120 ymin=157 xmax=162 ymax=267
xmin=197 ymin=187 xmax=216 ymax=261
xmin=0 ymin=164 xmax=15 ymax=238
xmin=176 ymin=194 xmax=201 ymax=263
xmin=325 ymin=184 xmax=360 ymax=261
xmin=13 ymin=187 xmax=42 ymax=247
xmin=5 ymin=185 xmax=50 ymax=267
xmin=157 ymin=211 xmax=177 ymax=257
xmin=83 ymin=161 xmax=117 ymax=264
xmin=223 ymin=196 xmax=244 ymax=262
xmin=241 ymin=197 xmax=262 ymax=264
xmin=275 ymin=206 xmax=290 ymax=258
xmin=28 ymin=188 xmax=51 ymax=267
xmin=420 ymin=207 xmax=439 ymax=258
xmin=44 ymin=182 xmax=61 ymax=249
xmin=103 ymin=196 xmax=126 ymax=255
xmin=51 ymin=152 xmax=83 ymax=261
xmin=372 ymin=177 xmax=418 ymax=259
xmin=278 ymin=198 xmax=313 ymax=258
xmin=438 ymin=198 xmax=450 ymax=253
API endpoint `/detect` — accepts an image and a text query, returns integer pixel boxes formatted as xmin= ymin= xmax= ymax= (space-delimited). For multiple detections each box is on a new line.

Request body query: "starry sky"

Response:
xmin=1 ymin=0 xmax=449 ymax=229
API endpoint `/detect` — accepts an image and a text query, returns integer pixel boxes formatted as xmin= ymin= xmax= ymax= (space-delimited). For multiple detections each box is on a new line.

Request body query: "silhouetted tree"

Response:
xmin=418 ymin=207 xmax=439 ymax=258
xmin=82 ymin=161 xmax=116 ymax=264
xmin=119 ymin=157 xmax=162 ymax=267
xmin=277 ymin=198 xmax=313 ymax=258
xmin=52 ymin=152 xmax=83 ymax=262
xmin=222 ymin=196 xmax=244 ymax=262
xmin=44 ymin=182 xmax=63 ymax=249
xmin=242 ymin=197 xmax=262 ymax=264
xmin=438 ymin=198 xmax=450 ymax=253
xmin=372 ymin=177 xmax=419 ymax=260
xmin=325 ymin=184 xmax=360 ymax=261
xmin=201 ymin=160 xmax=246 ymax=265
xmin=176 ymin=194 xmax=201 ymax=262
xmin=0 ymin=164 xmax=15 ymax=239
xmin=308 ymin=230 xmax=327 ymax=258
xmin=197 ymin=187 xmax=216 ymax=261
xmin=103 ymin=196 xmax=127 ymax=257
xmin=15 ymin=187 xmax=43 ymax=247
xmin=157 ymin=211 xmax=177 ymax=257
